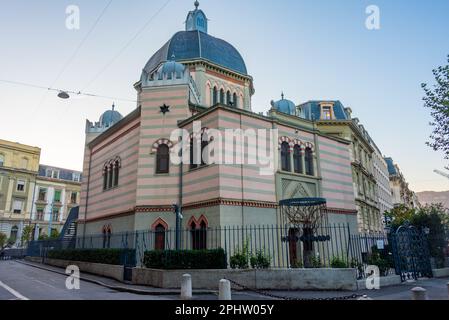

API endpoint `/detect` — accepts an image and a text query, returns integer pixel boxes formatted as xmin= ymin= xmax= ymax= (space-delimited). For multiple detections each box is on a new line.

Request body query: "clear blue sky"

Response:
xmin=1 ymin=0 xmax=448 ymax=192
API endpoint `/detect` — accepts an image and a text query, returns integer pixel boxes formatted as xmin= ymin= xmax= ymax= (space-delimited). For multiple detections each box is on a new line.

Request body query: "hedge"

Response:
xmin=143 ymin=249 xmax=227 ymax=270
xmin=47 ymin=248 xmax=136 ymax=266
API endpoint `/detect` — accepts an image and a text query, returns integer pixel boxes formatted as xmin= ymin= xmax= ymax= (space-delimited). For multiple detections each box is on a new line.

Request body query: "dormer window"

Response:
xmin=322 ymin=106 xmax=332 ymax=120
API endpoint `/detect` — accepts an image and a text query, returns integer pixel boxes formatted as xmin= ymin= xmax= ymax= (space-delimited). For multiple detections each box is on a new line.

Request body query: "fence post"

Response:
xmin=219 ymin=279 xmax=232 ymax=300
xmin=180 ymin=274 xmax=192 ymax=300
xmin=411 ymin=287 xmax=428 ymax=300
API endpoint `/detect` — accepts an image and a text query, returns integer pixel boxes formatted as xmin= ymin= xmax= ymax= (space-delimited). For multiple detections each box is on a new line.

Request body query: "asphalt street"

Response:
xmin=1 ymin=260 xmax=448 ymax=300
xmin=0 ymin=260 xmax=171 ymax=300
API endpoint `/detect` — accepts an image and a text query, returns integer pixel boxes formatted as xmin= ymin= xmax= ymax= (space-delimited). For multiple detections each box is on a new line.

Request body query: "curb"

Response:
xmin=16 ymin=260 xmax=217 ymax=296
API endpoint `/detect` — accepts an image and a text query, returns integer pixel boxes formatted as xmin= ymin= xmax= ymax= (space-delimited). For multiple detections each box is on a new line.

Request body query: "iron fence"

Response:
xmin=26 ymin=223 xmax=390 ymax=278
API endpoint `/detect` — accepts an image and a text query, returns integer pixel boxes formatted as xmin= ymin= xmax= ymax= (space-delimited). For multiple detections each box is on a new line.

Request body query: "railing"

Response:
xmin=26 ymin=224 xmax=390 ymax=278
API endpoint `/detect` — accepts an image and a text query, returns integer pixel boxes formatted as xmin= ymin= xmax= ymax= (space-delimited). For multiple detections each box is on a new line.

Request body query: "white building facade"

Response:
xmin=30 ymin=165 xmax=81 ymax=239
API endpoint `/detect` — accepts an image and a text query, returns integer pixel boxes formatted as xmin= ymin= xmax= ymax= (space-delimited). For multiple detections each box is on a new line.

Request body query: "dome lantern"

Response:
xmin=185 ymin=1 xmax=208 ymax=34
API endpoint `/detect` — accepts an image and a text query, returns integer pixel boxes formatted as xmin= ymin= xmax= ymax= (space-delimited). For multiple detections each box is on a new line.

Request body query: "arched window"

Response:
xmin=213 ymin=87 xmax=218 ymax=105
xmin=102 ymin=228 xmax=107 ymax=248
xmin=293 ymin=145 xmax=303 ymax=174
xmin=198 ymin=220 xmax=207 ymax=249
xmin=0 ymin=154 xmax=4 ymax=167
xmin=220 ymin=89 xmax=225 ymax=104
xmin=191 ymin=220 xmax=207 ymax=250
xmin=154 ymin=224 xmax=166 ymax=250
xmin=226 ymin=91 xmax=231 ymax=106
xmin=156 ymin=144 xmax=170 ymax=174
xmin=108 ymin=164 xmax=113 ymax=189
xmin=233 ymin=93 xmax=238 ymax=108
xmin=107 ymin=228 xmax=112 ymax=248
xmin=305 ymin=147 xmax=314 ymax=176
xmin=190 ymin=136 xmax=198 ymax=170
xmin=103 ymin=165 xmax=108 ymax=191
xmin=113 ymin=161 xmax=120 ymax=186
xmin=201 ymin=132 xmax=209 ymax=166
xmin=281 ymin=142 xmax=291 ymax=172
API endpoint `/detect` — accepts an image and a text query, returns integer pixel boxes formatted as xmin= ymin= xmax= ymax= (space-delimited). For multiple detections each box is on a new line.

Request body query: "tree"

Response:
xmin=422 ymin=55 xmax=449 ymax=167
xmin=411 ymin=204 xmax=448 ymax=267
xmin=0 ymin=233 xmax=7 ymax=249
xmin=21 ymin=225 xmax=34 ymax=245
xmin=384 ymin=204 xmax=416 ymax=228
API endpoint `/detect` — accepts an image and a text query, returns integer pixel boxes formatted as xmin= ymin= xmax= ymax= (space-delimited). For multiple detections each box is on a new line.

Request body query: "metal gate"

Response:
xmin=391 ymin=222 xmax=433 ymax=282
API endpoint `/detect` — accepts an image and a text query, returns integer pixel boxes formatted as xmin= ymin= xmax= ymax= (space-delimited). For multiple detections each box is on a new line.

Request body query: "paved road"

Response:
xmin=0 ymin=260 xmax=172 ymax=300
xmin=1 ymin=260 xmax=448 ymax=300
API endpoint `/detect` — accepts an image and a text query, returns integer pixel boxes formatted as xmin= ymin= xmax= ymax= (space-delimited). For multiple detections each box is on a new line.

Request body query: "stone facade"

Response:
xmin=0 ymin=139 xmax=41 ymax=245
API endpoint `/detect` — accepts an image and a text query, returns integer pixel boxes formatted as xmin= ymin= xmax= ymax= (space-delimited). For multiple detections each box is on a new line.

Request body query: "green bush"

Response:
xmin=47 ymin=248 xmax=135 ymax=265
xmin=250 ymin=250 xmax=271 ymax=269
xmin=310 ymin=256 xmax=322 ymax=268
xmin=330 ymin=257 xmax=348 ymax=268
xmin=230 ymin=252 xmax=249 ymax=269
xmin=143 ymin=249 xmax=227 ymax=270
xmin=230 ymin=239 xmax=250 ymax=269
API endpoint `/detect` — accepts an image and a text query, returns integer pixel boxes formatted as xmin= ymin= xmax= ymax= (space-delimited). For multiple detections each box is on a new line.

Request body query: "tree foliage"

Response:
xmin=385 ymin=204 xmax=449 ymax=267
xmin=0 ymin=233 xmax=7 ymax=249
xmin=21 ymin=225 xmax=34 ymax=245
xmin=422 ymin=55 xmax=449 ymax=167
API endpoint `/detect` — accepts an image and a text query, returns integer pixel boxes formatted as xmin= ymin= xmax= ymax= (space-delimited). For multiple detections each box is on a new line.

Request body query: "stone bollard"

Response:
xmin=357 ymin=295 xmax=373 ymax=300
xmin=180 ymin=274 xmax=192 ymax=300
xmin=411 ymin=287 xmax=428 ymax=300
xmin=219 ymin=279 xmax=232 ymax=300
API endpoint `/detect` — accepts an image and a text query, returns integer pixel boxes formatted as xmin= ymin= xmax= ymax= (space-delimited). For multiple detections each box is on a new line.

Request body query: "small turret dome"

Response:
xmin=271 ymin=93 xmax=296 ymax=115
xmin=99 ymin=104 xmax=123 ymax=127
xmin=156 ymin=58 xmax=186 ymax=80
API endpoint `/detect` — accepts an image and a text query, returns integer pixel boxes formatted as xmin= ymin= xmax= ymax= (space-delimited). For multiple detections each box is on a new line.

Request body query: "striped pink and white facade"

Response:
xmin=79 ymin=84 xmax=357 ymax=235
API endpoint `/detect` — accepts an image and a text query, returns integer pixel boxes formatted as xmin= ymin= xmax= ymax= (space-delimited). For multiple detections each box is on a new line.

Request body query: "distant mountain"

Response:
xmin=416 ymin=191 xmax=449 ymax=208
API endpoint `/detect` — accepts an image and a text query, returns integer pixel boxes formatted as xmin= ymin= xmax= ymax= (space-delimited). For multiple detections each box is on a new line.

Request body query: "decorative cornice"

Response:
xmin=135 ymin=205 xmax=174 ymax=213
xmin=183 ymin=198 xmax=278 ymax=211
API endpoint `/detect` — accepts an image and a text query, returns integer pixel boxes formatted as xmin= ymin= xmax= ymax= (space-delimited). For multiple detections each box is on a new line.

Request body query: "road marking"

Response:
xmin=0 ymin=280 xmax=29 ymax=301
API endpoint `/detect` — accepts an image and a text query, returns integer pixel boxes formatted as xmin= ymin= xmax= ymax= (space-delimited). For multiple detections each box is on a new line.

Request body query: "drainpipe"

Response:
xmin=177 ymin=132 xmax=184 ymax=250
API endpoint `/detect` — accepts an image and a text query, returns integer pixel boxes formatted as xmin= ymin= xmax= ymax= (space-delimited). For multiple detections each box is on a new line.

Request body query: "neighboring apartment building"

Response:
xmin=30 ymin=165 xmax=81 ymax=239
xmin=384 ymin=157 xmax=420 ymax=208
xmin=369 ymin=140 xmax=394 ymax=218
xmin=0 ymin=139 xmax=41 ymax=245
xmin=298 ymin=102 xmax=382 ymax=233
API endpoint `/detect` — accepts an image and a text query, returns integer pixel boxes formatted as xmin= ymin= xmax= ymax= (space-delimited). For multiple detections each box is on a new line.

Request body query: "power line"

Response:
xmin=51 ymin=0 xmax=114 ymax=87
xmin=30 ymin=0 xmax=114 ymax=117
xmin=0 ymin=79 xmax=136 ymax=103
xmin=81 ymin=0 xmax=172 ymax=91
